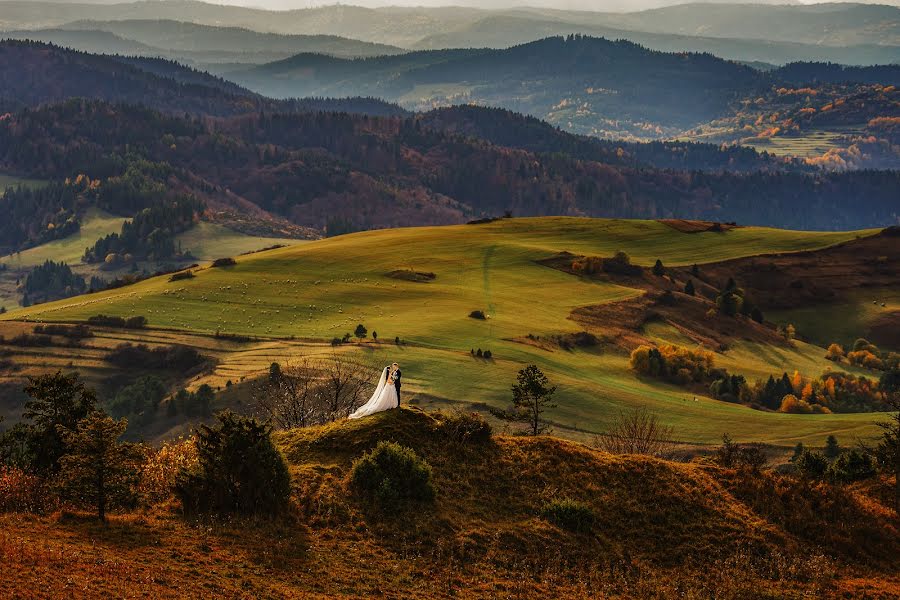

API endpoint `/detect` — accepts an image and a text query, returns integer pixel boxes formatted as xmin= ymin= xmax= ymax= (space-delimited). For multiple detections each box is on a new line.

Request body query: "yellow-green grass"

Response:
xmin=2 ymin=218 xmax=885 ymax=444
xmin=0 ymin=209 xmax=125 ymax=269
xmin=174 ymin=222 xmax=303 ymax=261
xmin=768 ymin=288 xmax=900 ymax=352
xmin=743 ymin=128 xmax=850 ymax=158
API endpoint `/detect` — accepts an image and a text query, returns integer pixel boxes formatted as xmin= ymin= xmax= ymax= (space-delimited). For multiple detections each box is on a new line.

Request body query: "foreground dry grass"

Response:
xmin=1 ymin=408 xmax=899 ymax=599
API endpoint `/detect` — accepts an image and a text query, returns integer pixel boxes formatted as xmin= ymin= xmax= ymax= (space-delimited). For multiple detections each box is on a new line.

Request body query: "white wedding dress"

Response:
xmin=348 ymin=367 xmax=398 ymax=419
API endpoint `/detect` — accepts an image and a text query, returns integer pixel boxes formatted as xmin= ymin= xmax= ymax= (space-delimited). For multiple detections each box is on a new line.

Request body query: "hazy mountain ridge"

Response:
xmin=1 ymin=1 xmax=897 ymax=50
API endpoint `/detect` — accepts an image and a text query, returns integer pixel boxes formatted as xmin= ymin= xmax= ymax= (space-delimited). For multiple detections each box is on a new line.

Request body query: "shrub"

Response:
xmin=169 ymin=270 xmax=195 ymax=282
xmin=175 ymin=412 xmax=291 ymax=516
xmin=540 ymin=498 xmax=594 ymax=533
xmin=652 ymin=259 xmax=665 ymax=276
xmin=211 ymin=257 xmax=236 ymax=268
xmin=350 ymin=441 xmax=434 ymax=507
xmin=87 ymin=314 xmax=147 ymax=329
xmin=0 ymin=467 xmax=56 ymax=513
xmin=137 ymin=438 xmax=198 ymax=505
xmin=33 ymin=324 xmax=92 ymax=339
xmin=469 ymin=310 xmax=486 ymax=320
xmin=602 ymin=251 xmax=642 ymax=276
xmin=828 ymin=449 xmax=876 ymax=483
xmin=795 ymin=450 xmax=829 ymax=480
xmin=106 ymin=343 xmax=206 ymax=374
xmin=483 ymin=349 xmax=493 ymax=359
xmin=714 ymin=434 xmax=766 ymax=470
xmin=684 ymin=279 xmax=695 ymax=296
xmin=438 ymin=410 xmax=492 ymax=445
xmin=825 ymin=343 xmax=845 ymax=362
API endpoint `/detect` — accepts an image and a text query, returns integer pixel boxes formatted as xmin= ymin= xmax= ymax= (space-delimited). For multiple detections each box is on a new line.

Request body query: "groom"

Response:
xmin=391 ymin=362 xmax=402 ymax=407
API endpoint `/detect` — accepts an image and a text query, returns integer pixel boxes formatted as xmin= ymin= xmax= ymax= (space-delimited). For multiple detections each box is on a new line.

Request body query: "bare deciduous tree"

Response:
xmin=253 ymin=353 xmax=373 ymax=428
xmin=253 ymin=358 xmax=322 ymax=429
xmin=319 ymin=352 xmax=371 ymax=421
xmin=595 ymin=407 xmax=674 ymax=457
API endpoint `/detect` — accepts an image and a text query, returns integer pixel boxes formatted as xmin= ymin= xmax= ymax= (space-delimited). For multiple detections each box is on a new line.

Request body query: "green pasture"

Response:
xmin=0 ymin=209 xmax=125 ymax=269
xmin=769 ymin=288 xmax=900 ymax=352
xmin=174 ymin=222 xmax=304 ymax=261
xmin=3 ymin=217 xmax=886 ymax=444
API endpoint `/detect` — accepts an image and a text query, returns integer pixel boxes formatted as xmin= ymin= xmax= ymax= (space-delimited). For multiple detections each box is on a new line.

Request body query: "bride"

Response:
xmin=349 ymin=365 xmax=398 ymax=419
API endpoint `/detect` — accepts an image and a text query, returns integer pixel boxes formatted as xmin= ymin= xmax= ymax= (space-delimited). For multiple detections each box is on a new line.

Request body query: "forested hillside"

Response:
xmin=1 ymin=100 xmax=897 ymax=232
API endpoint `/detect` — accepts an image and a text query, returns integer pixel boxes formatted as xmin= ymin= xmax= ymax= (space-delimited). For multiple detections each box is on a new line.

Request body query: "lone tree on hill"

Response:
xmin=354 ymin=324 xmax=368 ymax=340
xmin=57 ymin=412 xmax=143 ymax=522
xmin=824 ymin=435 xmax=841 ymax=459
xmin=652 ymin=259 xmax=665 ymax=276
xmin=492 ymin=365 xmax=557 ymax=436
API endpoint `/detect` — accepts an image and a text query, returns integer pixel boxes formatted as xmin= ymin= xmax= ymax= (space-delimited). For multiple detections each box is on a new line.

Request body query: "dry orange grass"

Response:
xmin=1 ymin=408 xmax=898 ymax=599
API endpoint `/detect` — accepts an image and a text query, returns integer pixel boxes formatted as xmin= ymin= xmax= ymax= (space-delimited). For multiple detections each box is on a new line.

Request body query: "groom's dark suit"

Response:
xmin=392 ymin=368 xmax=402 ymax=406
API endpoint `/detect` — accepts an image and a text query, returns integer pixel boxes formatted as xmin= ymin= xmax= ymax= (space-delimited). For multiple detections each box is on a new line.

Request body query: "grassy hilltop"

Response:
xmin=1 ymin=408 xmax=897 ymax=598
xmin=3 ymin=217 xmax=890 ymax=446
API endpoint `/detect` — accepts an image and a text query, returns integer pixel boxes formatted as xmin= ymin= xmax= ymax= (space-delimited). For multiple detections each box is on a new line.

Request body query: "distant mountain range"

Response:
xmin=225 ymin=35 xmax=899 ymax=139
xmin=1 ymin=1 xmax=898 ymax=65
xmin=1 ymin=41 xmax=898 ymax=236
xmin=0 ymin=40 xmax=408 ymax=117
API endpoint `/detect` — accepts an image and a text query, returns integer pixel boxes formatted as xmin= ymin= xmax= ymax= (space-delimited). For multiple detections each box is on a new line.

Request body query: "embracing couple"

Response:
xmin=348 ymin=362 xmax=402 ymax=419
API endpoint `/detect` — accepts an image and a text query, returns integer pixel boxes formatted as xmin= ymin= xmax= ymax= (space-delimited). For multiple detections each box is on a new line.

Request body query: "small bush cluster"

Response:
xmin=438 ymin=410 xmax=492 ymax=445
xmin=105 ymin=343 xmax=206 ymax=374
xmin=138 ymin=438 xmax=198 ymax=505
xmin=470 ymin=348 xmax=493 ymax=359
xmin=795 ymin=448 xmax=877 ymax=483
xmin=87 ymin=314 xmax=147 ymax=329
xmin=169 ymin=270 xmax=195 ymax=282
xmin=630 ymin=344 xmax=715 ymax=384
xmin=350 ymin=441 xmax=434 ymax=507
xmin=33 ymin=324 xmax=92 ymax=339
xmin=210 ymin=257 xmax=237 ymax=268
xmin=469 ymin=310 xmax=486 ymax=320
xmin=540 ymin=498 xmax=595 ymax=533
xmin=714 ymin=434 xmax=767 ymax=471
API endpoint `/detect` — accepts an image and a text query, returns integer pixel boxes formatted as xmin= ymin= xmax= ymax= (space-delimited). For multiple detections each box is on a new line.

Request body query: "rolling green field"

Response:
xmin=174 ymin=222 xmax=303 ymax=260
xmin=769 ymin=288 xmax=900 ymax=352
xmin=3 ymin=217 xmax=888 ymax=444
xmin=0 ymin=209 xmax=125 ymax=269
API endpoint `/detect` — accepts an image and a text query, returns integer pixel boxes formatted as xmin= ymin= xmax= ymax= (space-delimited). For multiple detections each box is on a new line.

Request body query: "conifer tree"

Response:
xmin=57 ymin=412 xmax=143 ymax=522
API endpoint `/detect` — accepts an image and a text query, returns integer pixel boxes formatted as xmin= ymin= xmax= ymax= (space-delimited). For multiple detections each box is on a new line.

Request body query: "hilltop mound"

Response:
xmin=3 ymin=407 xmax=897 ymax=598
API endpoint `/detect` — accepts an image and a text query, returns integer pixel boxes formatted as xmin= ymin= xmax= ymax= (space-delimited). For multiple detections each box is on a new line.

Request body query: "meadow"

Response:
xmin=744 ymin=129 xmax=846 ymax=158
xmin=2 ymin=217 xmax=889 ymax=445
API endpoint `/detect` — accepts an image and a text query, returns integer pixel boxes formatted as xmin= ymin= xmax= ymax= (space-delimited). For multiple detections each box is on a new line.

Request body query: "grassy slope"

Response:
xmin=2 ymin=218 xmax=886 ymax=444
xmin=1 ymin=409 xmax=897 ymax=599
xmin=768 ymin=288 xmax=900 ymax=352
xmin=0 ymin=208 xmax=124 ymax=269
